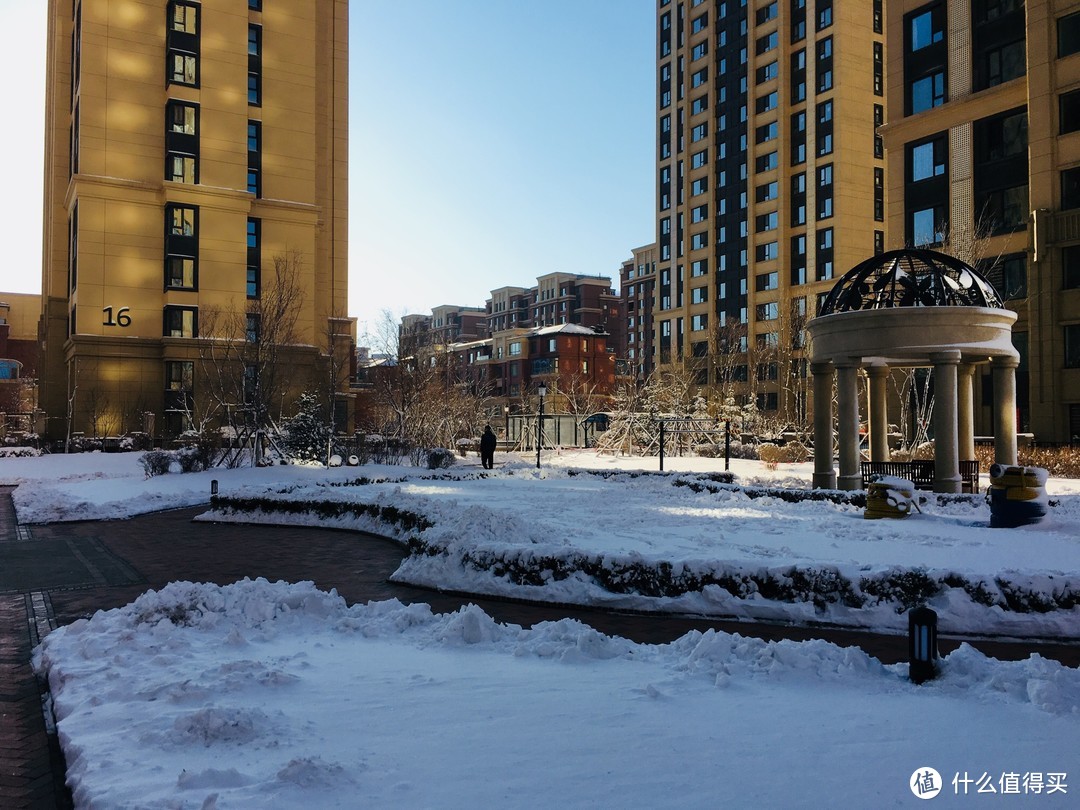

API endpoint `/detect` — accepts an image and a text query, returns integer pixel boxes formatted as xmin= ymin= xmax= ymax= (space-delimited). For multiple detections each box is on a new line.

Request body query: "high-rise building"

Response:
xmin=620 ymin=242 xmax=658 ymax=380
xmin=39 ymin=0 xmax=351 ymax=441
xmin=884 ymin=0 xmax=1080 ymax=442
xmin=654 ymin=0 xmax=886 ymax=418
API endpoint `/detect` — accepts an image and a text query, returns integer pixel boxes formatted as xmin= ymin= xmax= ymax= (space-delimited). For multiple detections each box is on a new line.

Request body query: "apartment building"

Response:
xmin=655 ymin=0 xmax=886 ymax=417
xmin=882 ymin=0 xmax=1080 ymax=442
xmin=39 ymin=0 xmax=351 ymax=441
xmin=621 ymin=243 xmax=659 ymax=380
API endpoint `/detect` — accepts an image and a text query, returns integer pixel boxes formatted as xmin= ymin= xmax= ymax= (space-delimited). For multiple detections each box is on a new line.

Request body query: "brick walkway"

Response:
xmin=2 ymin=490 xmax=1078 ymax=808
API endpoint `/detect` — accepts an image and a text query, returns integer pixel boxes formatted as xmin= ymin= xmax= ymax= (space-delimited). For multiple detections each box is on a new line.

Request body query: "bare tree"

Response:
xmin=197 ymin=248 xmax=308 ymax=463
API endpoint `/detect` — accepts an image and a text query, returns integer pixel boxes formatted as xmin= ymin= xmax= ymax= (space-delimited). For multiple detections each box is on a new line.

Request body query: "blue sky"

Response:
xmin=1 ymin=1 xmax=655 ymax=342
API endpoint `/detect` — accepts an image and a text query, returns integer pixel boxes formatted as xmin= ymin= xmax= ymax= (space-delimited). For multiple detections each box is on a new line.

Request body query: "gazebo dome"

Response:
xmin=818 ymin=248 xmax=1004 ymax=316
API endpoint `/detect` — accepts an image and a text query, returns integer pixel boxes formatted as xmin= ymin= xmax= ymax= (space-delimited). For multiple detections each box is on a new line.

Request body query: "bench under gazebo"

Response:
xmin=805 ymin=249 xmax=1019 ymax=494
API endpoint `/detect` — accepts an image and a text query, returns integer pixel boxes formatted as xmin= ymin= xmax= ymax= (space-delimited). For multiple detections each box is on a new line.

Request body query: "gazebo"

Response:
xmin=805 ymin=249 xmax=1019 ymax=493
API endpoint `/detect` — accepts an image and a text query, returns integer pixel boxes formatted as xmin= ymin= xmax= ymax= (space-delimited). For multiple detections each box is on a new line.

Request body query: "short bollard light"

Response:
xmin=210 ymin=479 xmax=218 ymax=497
xmin=908 ymin=605 xmax=939 ymax=685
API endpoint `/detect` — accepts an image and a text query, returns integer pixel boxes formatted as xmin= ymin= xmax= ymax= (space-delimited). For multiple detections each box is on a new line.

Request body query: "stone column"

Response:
xmin=991 ymin=355 xmax=1019 ymax=466
xmin=930 ymin=350 xmax=961 ymax=494
xmin=811 ymin=361 xmax=836 ymax=489
xmin=836 ymin=360 xmax=862 ymax=491
xmin=957 ymin=363 xmax=976 ymax=461
xmin=866 ymin=365 xmax=890 ymax=462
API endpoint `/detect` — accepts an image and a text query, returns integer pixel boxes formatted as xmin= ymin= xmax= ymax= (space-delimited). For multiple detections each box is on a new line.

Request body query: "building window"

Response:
xmin=982 ymin=253 xmax=1027 ymax=300
xmin=691 ymin=314 xmax=708 ymax=332
xmin=790 ymin=49 xmax=806 ymax=103
xmin=757 ymin=31 xmax=778 ymax=55
xmin=757 ymin=60 xmax=779 ymax=84
xmin=756 ymin=151 xmax=779 ymax=172
xmin=756 ymin=181 xmax=779 ymax=202
xmin=911 ymin=205 xmax=947 ymax=246
xmin=1062 ymin=90 xmax=1080 ymax=134
xmin=248 ymin=25 xmax=262 ymax=105
xmin=691 ymin=122 xmax=708 ymax=142
xmin=757 ymin=2 xmax=779 ymax=25
xmin=756 ymin=272 xmax=779 ymax=292
xmin=874 ymin=167 xmax=885 ymax=222
xmin=756 ymin=91 xmax=778 ymax=114
xmin=166 ymin=257 xmax=195 ymax=290
xmin=169 ymin=52 xmax=197 ymax=86
xmin=1064 ymin=245 xmax=1080 ymax=289
xmin=691 ymin=204 xmax=708 ymax=223
xmin=873 ymin=41 xmax=884 ymax=96
xmin=973 ymin=0 xmax=1026 ymax=90
xmin=756 ymin=211 xmax=779 ymax=232
xmin=691 ymin=95 xmax=708 ymax=115
xmin=248 ymin=120 xmax=262 ymax=196
xmin=816 ymin=101 xmax=833 ymax=156
xmin=910 ymin=71 xmax=945 ymax=114
xmin=691 ymin=177 xmax=708 ymax=196
xmin=817 ymin=37 xmax=833 ymax=91
xmin=166 ymin=1 xmax=199 ymax=87
xmin=166 ymin=361 xmax=193 ymax=392
xmin=756 ymin=302 xmax=779 ymax=321
xmin=165 ymin=204 xmax=197 ymax=290
xmin=816 ymin=228 xmax=834 ymax=281
xmin=691 ymin=149 xmax=708 ymax=169
xmin=756 ymin=241 xmax=779 ymax=262
xmin=974 ymin=108 xmax=1028 ymax=234
xmin=245 ymin=314 xmax=260 ymax=343
xmin=817 ymin=0 xmax=833 ymax=31
xmin=692 ymin=41 xmax=708 ymax=61
xmin=791 ymin=0 xmax=807 ymax=42
xmin=756 ymin=121 xmax=779 ymax=144
xmin=691 ymin=231 xmax=708 ymax=250
xmin=817 ymin=164 xmax=833 ymax=220
xmin=1066 ymin=324 xmax=1080 ymax=368
xmin=910 ymin=134 xmax=947 ymax=181
xmin=249 ymin=0 xmax=262 ymax=9
xmin=909 ymin=4 xmax=945 ymax=51
xmin=691 ymin=12 xmax=708 ymax=34
xmin=163 ymin=306 xmax=197 ymax=338
xmin=247 ymin=217 xmax=261 ymax=297
xmin=691 ymin=258 xmax=708 ymax=276
xmin=1060 ymin=11 xmax=1080 ymax=58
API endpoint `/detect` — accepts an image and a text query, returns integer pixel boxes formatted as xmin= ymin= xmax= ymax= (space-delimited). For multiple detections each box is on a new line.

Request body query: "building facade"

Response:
xmin=882 ymin=0 xmax=1080 ymax=442
xmin=654 ymin=0 xmax=886 ymax=418
xmin=621 ymin=242 xmax=659 ymax=380
xmin=40 ymin=0 xmax=352 ymax=441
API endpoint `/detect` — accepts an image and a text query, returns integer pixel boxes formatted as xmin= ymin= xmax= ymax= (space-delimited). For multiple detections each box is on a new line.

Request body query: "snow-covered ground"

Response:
xmin=5 ymin=449 xmax=1078 ymax=807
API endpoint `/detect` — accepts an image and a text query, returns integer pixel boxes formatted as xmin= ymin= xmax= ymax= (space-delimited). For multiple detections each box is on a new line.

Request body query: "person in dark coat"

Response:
xmin=479 ymin=425 xmax=497 ymax=469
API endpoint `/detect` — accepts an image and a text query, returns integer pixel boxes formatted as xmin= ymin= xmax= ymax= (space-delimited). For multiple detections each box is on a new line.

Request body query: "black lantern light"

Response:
xmin=908 ymin=605 xmax=939 ymax=684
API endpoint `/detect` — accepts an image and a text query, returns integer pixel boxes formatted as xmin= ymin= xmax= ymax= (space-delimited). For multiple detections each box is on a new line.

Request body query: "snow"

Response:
xmin=3 ymin=449 xmax=1078 ymax=807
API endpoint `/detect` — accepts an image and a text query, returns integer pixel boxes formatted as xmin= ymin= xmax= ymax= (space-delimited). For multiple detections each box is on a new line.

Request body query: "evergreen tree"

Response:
xmin=282 ymin=392 xmax=331 ymax=463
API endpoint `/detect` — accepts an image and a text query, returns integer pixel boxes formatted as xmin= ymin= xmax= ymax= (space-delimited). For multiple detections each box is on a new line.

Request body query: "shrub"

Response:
xmin=426 ymin=448 xmax=456 ymax=469
xmin=758 ymin=443 xmax=783 ymax=468
xmin=140 ymin=450 xmax=174 ymax=478
xmin=779 ymin=440 xmax=809 ymax=463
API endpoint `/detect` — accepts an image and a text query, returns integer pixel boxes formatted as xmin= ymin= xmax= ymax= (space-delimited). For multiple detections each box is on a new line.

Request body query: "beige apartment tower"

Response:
xmin=40 ymin=0 xmax=350 ymax=441
xmin=882 ymin=0 xmax=1080 ymax=442
xmin=654 ymin=0 xmax=886 ymax=418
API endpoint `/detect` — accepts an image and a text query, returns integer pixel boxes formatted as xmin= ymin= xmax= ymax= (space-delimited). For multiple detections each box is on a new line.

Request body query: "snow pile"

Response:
xmin=34 ymin=579 xmax=1080 ymax=808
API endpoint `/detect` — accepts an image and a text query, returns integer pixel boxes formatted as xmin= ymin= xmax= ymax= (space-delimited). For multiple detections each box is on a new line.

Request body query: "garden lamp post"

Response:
xmin=536 ymin=384 xmax=547 ymax=469
xmin=504 ymin=405 xmax=510 ymax=448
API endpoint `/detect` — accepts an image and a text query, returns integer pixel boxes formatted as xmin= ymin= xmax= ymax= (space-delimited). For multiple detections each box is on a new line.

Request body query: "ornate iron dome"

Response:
xmin=818 ymin=249 xmax=1005 ymax=316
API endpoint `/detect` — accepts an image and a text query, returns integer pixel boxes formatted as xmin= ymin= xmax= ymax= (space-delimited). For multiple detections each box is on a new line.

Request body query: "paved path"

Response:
xmin=2 ymin=491 xmax=1078 ymax=808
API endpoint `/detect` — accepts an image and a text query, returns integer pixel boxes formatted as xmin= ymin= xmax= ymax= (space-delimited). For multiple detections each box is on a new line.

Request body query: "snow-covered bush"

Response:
xmin=0 ymin=446 xmax=42 ymax=458
xmin=426 ymin=448 xmax=456 ymax=469
xmin=140 ymin=450 xmax=174 ymax=478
